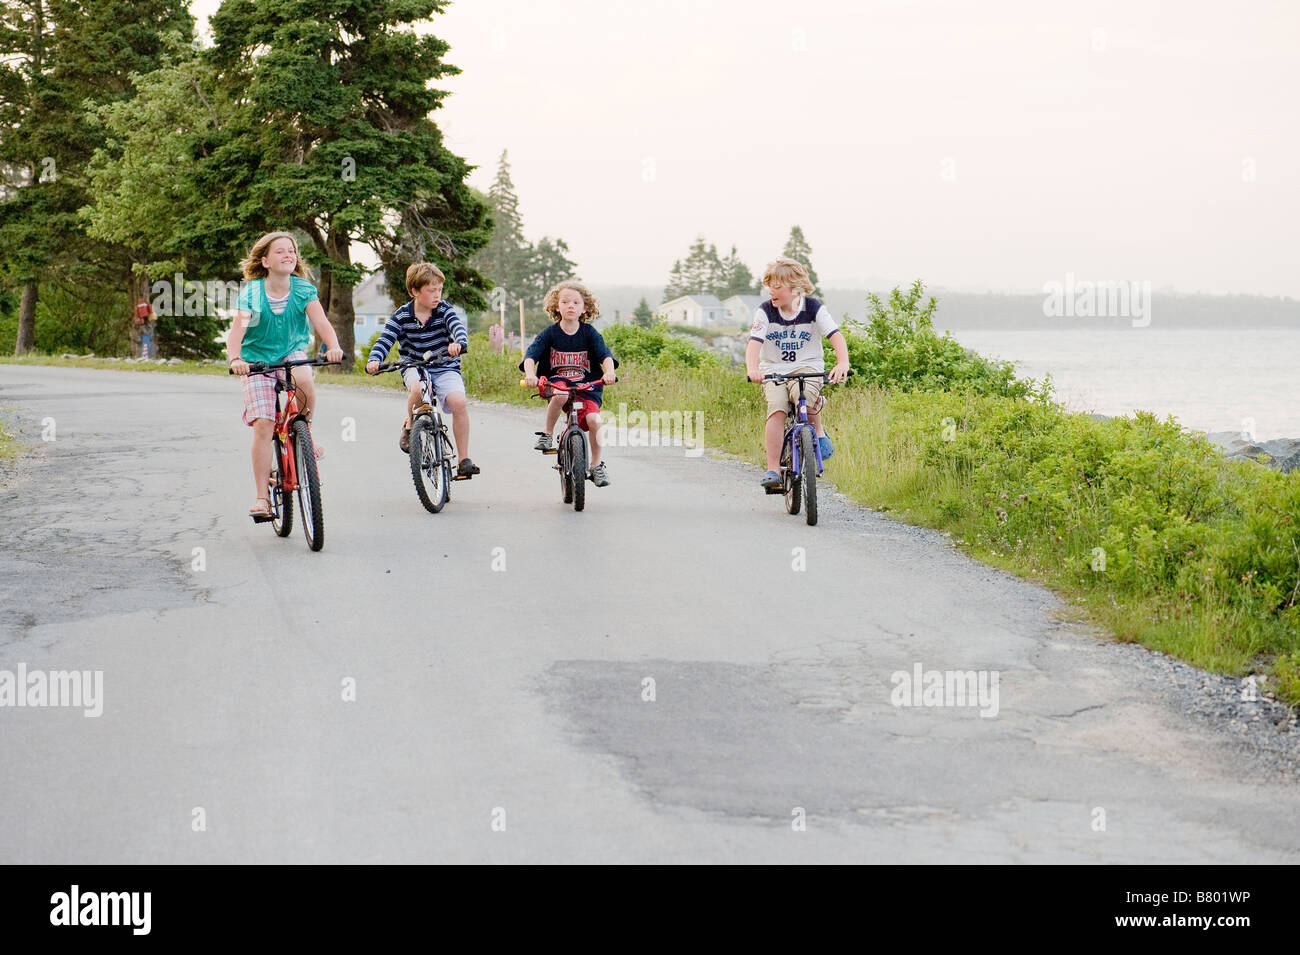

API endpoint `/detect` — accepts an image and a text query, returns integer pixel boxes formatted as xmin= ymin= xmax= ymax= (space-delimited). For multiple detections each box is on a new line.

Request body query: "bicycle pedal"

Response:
xmin=764 ymin=486 xmax=785 ymax=495
xmin=541 ymin=448 xmax=558 ymax=455
xmin=453 ymin=473 xmax=472 ymax=481
xmin=250 ymin=513 xmax=274 ymax=523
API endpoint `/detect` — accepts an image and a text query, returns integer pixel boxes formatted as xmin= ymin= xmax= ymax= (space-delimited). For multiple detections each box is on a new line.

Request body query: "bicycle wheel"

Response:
xmin=799 ymin=426 xmax=818 ymax=526
xmin=559 ymin=431 xmax=573 ymax=504
xmin=439 ymin=426 xmax=455 ymax=503
xmin=292 ymin=418 xmax=325 ymax=551
xmin=408 ymin=416 xmax=448 ymax=513
xmin=270 ymin=432 xmax=294 ymax=537
xmin=782 ymin=433 xmax=801 ymax=516
xmin=568 ymin=430 xmax=587 ymax=512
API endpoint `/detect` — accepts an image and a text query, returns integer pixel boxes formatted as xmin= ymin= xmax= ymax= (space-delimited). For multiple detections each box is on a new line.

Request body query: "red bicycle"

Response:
xmin=232 ymin=357 xmax=335 ymax=551
xmin=522 ymin=375 xmax=615 ymax=512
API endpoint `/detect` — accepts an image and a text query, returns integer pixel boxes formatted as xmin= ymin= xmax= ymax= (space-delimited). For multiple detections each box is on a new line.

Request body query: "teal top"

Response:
xmin=236 ymin=276 xmax=319 ymax=363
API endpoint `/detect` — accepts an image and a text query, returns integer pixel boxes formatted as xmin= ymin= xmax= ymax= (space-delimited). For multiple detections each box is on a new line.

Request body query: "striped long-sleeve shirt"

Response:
xmin=367 ymin=300 xmax=469 ymax=369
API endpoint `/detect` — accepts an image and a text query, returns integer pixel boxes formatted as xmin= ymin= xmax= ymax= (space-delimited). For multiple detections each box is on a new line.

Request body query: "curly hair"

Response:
xmin=240 ymin=231 xmax=314 ymax=282
xmin=543 ymin=281 xmax=600 ymax=323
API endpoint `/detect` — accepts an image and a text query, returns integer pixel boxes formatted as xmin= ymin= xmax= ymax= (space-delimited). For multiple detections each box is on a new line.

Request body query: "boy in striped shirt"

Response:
xmin=365 ymin=263 xmax=479 ymax=476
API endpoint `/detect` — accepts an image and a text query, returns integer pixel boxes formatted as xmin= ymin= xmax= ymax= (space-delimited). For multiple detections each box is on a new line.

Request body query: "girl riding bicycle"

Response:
xmin=227 ymin=231 xmax=344 ymax=519
xmin=521 ymin=281 xmax=618 ymax=486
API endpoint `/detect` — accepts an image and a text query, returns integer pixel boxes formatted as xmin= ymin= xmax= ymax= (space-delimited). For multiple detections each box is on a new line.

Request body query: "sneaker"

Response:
xmin=590 ymin=462 xmax=610 ymax=487
xmin=457 ymin=457 xmax=480 ymax=477
xmin=534 ymin=432 xmax=553 ymax=451
xmin=761 ymin=469 xmax=783 ymax=489
xmin=818 ymin=435 xmax=834 ymax=460
xmin=399 ymin=419 xmax=411 ymax=454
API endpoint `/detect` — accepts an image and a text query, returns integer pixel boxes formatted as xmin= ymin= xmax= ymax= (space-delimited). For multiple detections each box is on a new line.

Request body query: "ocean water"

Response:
xmin=947 ymin=327 xmax=1300 ymax=442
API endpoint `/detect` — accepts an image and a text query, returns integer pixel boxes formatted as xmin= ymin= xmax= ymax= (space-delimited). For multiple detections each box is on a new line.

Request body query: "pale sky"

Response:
xmin=190 ymin=0 xmax=1299 ymax=297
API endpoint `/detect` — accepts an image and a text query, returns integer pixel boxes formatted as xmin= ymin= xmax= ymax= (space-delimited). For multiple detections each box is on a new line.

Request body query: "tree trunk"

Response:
xmin=324 ymin=232 xmax=354 ymax=372
xmin=15 ymin=280 xmax=37 ymax=354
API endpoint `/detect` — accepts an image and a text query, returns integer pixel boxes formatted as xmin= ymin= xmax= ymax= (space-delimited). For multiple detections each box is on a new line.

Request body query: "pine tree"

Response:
xmin=633 ymin=296 xmax=654 ymax=328
xmin=664 ymin=259 xmax=686 ymax=300
xmin=0 ymin=0 xmax=193 ymax=353
xmin=526 ymin=236 xmax=577 ymax=301
xmin=471 ymin=149 xmax=533 ymax=303
xmin=668 ymin=236 xmax=724 ymax=298
xmin=201 ymin=0 xmax=490 ymax=367
xmin=781 ymin=225 xmax=820 ymax=293
xmin=718 ymin=245 xmax=755 ymax=299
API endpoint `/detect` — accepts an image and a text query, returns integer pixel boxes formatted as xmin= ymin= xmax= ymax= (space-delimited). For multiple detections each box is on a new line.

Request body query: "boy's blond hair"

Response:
xmin=406 ymin=262 xmax=445 ymax=295
xmin=240 ymin=231 xmax=314 ymax=281
xmin=543 ymin=281 xmax=600 ymax=323
xmin=762 ymin=256 xmax=815 ymax=296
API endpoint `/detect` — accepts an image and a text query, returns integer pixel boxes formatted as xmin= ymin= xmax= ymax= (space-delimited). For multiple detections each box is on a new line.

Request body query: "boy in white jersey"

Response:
xmin=745 ymin=257 xmax=850 ymax=489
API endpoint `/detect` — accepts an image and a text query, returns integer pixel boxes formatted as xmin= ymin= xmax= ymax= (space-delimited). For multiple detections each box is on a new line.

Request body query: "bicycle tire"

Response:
xmin=292 ymin=418 xmax=325 ymax=551
xmin=409 ymin=416 xmax=448 ymax=513
xmin=270 ymin=432 xmax=294 ymax=537
xmin=782 ymin=433 xmax=801 ymax=516
xmin=568 ymin=430 xmax=587 ymax=512
xmin=799 ymin=426 xmax=818 ymax=526
xmin=559 ymin=430 xmax=573 ymax=504
xmin=440 ymin=427 xmax=455 ymax=503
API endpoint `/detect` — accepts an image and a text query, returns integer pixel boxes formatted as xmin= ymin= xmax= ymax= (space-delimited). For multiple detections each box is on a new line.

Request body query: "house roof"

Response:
xmin=656 ymin=294 xmax=725 ymax=310
xmin=723 ymin=294 xmax=763 ymax=309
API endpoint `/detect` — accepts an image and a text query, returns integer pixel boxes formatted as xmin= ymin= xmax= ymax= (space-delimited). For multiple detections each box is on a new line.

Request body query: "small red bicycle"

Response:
xmin=522 ymin=375 xmax=615 ymax=512
xmin=232 ymin=357 xmax=335 ymax=551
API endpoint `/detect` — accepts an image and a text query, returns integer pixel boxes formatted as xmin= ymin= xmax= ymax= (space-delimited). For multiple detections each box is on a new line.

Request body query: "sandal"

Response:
xmin=249 ymin=498 xmax=273 ymax=521
xmin=399 ymin=418 xmax=412 ymax=454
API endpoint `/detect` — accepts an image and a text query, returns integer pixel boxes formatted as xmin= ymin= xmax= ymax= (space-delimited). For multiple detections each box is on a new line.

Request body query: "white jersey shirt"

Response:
xmin=748 ymin=295 xmax=841 ymax=375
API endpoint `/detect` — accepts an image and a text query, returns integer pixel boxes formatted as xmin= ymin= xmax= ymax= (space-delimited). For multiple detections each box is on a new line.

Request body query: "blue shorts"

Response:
xmin=402 ymin=367 xmax=465 ymax=413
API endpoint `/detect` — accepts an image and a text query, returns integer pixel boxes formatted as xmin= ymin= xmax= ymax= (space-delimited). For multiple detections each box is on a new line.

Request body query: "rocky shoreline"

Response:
xmin=1201 ymin=432 xmax=1300 ymax=474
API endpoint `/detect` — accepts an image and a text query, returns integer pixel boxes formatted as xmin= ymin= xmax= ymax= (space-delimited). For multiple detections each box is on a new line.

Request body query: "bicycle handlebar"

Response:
xmin=761 ymin=369 xmax=854 ymax=383
xmin=519 ymin=374 xmax=618 ymax=396
xmin=229 ymin=357 xmax=340 ymax=376
xmin=372 ymin=355 xmax=460 ymax=374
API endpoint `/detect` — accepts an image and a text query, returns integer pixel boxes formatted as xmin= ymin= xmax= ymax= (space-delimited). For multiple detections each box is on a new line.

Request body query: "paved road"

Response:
xmin=1 ymin=365 xmax=1297 ymax=863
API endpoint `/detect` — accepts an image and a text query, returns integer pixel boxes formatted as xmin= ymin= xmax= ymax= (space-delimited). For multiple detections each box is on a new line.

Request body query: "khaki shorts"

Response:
xmin=763 ymin=370 xmax=823 ymax=418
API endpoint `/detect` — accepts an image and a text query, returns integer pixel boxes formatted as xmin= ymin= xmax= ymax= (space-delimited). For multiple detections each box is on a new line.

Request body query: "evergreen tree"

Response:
xmin=632 ymin=296 xmax=653 ymax=328
xmin=471 ymin=149 xmax=533 ymax=304
xmin=781 ymin=225 xmax=820 ymax=293
xmin=664 ymin=236 xmax=724 ymax=298
xmin=204 ymin=0 xmax=490 ymax=368
xmin=664 ymin=259 xmax=685 ymax=300
xmin=718 ymin=245 xmax=754 ymax=299
xmin=526 ymin=236 xmax=577 ymax=300
xmin=0 ymin=0 xmax=193 ymax=353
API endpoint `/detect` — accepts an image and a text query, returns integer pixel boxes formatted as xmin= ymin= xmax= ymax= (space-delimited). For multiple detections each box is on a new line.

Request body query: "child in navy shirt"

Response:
xmin=520 ymin=281 xmax=618 ymax=486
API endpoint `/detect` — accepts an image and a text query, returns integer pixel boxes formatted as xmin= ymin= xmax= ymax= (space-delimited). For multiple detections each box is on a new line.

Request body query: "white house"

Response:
xmin=722 ymin=294 xmax=764 ymax=328
xmin=352 ymin=271 xmax=395 ymax=341
xmin=655 ymin=294 xmax=727 ymax=328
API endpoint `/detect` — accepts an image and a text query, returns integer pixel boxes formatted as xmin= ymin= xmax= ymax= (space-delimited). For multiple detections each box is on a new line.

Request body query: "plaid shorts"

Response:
xmin=241 ymin=350 xmax=308 ymax=425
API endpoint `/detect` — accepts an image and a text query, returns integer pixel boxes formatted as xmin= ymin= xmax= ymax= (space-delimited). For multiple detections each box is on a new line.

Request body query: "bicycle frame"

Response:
xmin=768 ymin=372 xmax=825 ymax=480
xmin=237 ymin=357 xmax=334 ymax=492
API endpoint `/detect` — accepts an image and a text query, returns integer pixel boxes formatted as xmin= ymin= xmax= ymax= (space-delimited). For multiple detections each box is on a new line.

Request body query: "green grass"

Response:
xmin=0 ymin=417 xmax=20 ymax=463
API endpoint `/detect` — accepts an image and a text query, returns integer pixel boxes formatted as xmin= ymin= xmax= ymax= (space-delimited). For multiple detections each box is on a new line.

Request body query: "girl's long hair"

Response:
xmin=240 ymin=231 xmax=315 ymax=282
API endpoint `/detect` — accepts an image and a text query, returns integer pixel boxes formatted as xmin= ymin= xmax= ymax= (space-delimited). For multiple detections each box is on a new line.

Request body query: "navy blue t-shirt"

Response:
xmin=520 ymin=322 xmax=618 ymax=404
